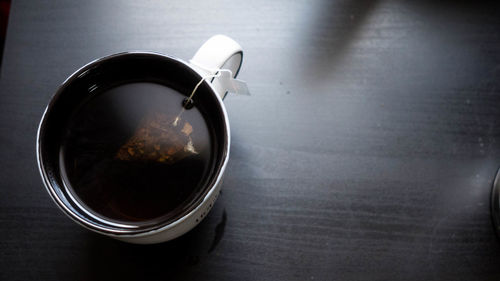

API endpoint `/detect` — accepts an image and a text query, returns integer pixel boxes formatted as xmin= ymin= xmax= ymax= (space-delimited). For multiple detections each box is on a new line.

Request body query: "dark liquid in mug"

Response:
xmin=60 ymin=82 xmax=213 ymax=223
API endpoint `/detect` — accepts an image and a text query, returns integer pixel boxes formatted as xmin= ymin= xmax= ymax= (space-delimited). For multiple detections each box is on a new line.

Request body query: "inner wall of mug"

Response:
xmin=38 ymin=53 xmax=228 ymax=233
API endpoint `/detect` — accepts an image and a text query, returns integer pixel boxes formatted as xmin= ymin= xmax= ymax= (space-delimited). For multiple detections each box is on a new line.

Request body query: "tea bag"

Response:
xmin=116 ymin=68 xmax=249 ymax=165
xmin=115 ymin=112 xmax=197 ymax=164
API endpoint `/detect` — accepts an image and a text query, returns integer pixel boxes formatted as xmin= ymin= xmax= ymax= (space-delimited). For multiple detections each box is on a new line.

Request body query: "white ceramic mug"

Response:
xmin=37 ymin=35 xmax=243 ymax=244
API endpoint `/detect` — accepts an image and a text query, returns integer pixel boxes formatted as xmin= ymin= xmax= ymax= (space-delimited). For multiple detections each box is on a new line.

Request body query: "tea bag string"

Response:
xmin=172 ymin=72 xmax=222 ymax=127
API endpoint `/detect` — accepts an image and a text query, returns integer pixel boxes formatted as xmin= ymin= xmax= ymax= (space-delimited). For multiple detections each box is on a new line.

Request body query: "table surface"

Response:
xmin=1 ymin=1 xmax=500 ymax=280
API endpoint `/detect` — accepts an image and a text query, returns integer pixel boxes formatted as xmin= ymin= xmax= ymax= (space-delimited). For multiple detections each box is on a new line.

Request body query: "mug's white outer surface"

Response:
xmin=37 ymin=35 xmax=243 ymax=244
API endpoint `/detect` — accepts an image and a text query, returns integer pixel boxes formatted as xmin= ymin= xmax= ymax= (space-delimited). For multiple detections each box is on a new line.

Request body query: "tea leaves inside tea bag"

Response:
xmin=116 ymin=112 xmax=198 ymax=164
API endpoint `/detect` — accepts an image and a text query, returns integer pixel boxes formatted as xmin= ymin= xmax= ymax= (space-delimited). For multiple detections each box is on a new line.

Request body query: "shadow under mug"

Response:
xmin=36 ymin=35 xmax=243 ymax=244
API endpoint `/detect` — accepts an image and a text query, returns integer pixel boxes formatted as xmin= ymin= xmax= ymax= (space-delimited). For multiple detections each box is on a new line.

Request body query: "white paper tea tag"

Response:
xmin=215 ymin=69 xmax=250 ymax=96
xmin=188 ymin=60 xmax=250 ymax=97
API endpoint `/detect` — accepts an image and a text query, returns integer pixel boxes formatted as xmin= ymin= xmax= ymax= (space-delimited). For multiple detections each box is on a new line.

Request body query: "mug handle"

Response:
xmin=189 ymin=35 xmax=243 ymax=99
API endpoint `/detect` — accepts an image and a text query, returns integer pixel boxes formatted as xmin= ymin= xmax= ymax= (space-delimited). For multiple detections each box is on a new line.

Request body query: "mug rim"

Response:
xmin=36 ymin=51 xmax=231 ymax=236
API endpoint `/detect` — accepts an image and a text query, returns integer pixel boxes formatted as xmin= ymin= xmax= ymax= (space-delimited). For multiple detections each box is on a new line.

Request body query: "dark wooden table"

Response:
xmin=1 ymin=1 xmax=500 ymax=280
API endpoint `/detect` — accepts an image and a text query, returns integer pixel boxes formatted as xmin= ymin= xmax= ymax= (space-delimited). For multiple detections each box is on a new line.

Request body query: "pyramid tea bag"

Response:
xmin=115 ymin=68 xmax=248 ymax=165
xmin=116 ymin=112 xmax=197 ymax=164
